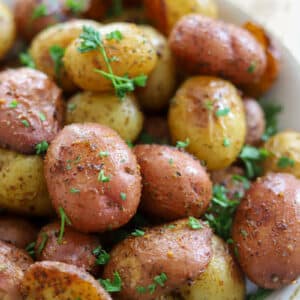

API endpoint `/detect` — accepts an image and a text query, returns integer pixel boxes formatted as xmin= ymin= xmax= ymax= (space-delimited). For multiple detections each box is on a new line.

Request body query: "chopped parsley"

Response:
xmin=35 ymin=141 xmax=49 ymax=155
xmin=120 ymin=192 xmax=127 ymax=201
xmin=247 ymin=61 xmax=256 ymax=73
xmin=240 ymin=229 xmax=248 ymax=238
xmin=136 ymin=273 xmax=168 ymax=295
xmin=21 ymin=120 xmax=30 ymax=128
xmin=99 ymin=151 xmax=110 ymax=158
xmin=93 ymin=246 xmax=110 ymax=265
xmin=204 ymin=100 xmax=214 ymax=110
xmin=37 ymin=233 xmax=48 ymax=255
xmin=65 ymin=0 xmax=85 ymax=14
xmin=19 ymin=52 xmax=36 ymax=69
xmin=136 ymin=286 xmax=147 ymax=294
xmin=25 ymin=241 xmax=36 ymax=259
xmin=215 ymin=107 xmax=230 ymax=117
xmin=131 ymin=229 xmax=145 ymax=237
xmin=176 ymin=138 xmax=190 ymax=149
xmin=277 ymin=156 xmax=295 ymax=168
xmin=188 ymin=216 xmax=203 ymax=230
xmin=67 ymin=103 xmax=77 ymax=112
xmin=8 ymin=100 xmax=19 ymax=108
xmin=32 ymin=4 xmax=48 ymax=20
xmin=247 ymin=288 xmax=273 ymax=300
xmin=70 ymin=187 xmax=80 ymax=193
xmin=126 ymin=140 xmax=134 ymax=148
xmin=153 ymin=273 xmax=168 ymax=287
xmin=57 ymin=207 xmax=72 ymax=244
xmin=168 ymin=158 xmax=174 ymax=165
xmin=99 ymin=272 xmax=122 ymax=292
xmin=49 ymin=45 xmax=65 ymax=79
xmin=223 ymin=138 xmax=231 ymax=147
xmin=148 ymin=284 xmax=156 ymax=294
xmin=39 ymin=112 xmax=46 ymax=122
xmin=232 ymin=175 xmax=251 ymax=190
xmin=98 ymin=170 xmax=110 ymax=182
xmin=106 ymin=30 xmax=123 ymax=41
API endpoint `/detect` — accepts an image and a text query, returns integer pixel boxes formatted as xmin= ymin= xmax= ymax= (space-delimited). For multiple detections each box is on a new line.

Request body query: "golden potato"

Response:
xmin=180 ymin=236 xmax=245 ymax=300
xmin=20 ymin=261 xmax=112 ymax=300
xmin=263 ymin=131 xmax=300 ymax=178
xmin=66 ymin=91 xmax=144 ymax=142
xmin=168 ymin=76 xmax=246 ymax=170
xmin=144 ymin=0 xmax=218 ymax=35
xmin=64 ymin=22 xmax=157 ymax=92
xmin=0 ymin=148 xmax=53 ymax=216
xmin=0 ymin=1 xmax=15 ymax=60
xmin=136 ymin=25 xmax=176 ymax=111
xmin=29 ymin=19 xmax=101 ymax=92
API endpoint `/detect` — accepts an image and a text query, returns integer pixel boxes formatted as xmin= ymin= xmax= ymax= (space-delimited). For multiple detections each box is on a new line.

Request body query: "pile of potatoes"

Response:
xmin=0 ymin=0 xmax=299 ymax=299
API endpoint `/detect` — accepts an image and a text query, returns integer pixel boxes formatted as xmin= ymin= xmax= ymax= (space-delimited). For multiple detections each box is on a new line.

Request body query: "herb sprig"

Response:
xmin=99 ymin=272 xmax=122 ymax=292
xmin=57 ymin=207 xmax=72 ymax=244
xmin=49 ymin=45 xmax=65 ymax=80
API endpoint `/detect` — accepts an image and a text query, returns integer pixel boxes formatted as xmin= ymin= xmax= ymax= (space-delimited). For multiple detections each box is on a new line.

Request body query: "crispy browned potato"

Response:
xmin=44 ymin=123 xmax=142 ymax=233
xmin=35 ymin=221 xmax=101 ymax=275
xmin=103 ymin=219 xmax=213 ymax=300
xmin=20 ymin=261 xmax=112 ymax=300
xmin=232 ymin=173 xmax=300 ymax=289
xmin=169 ymin=15 xmax=267 ymax=86
xmin=0 ymin=217 xmax=38 ymax=248
xmin=0 ymin=68 xmax=64 ymax=154
xmin=134 ymin=144 xmax=212 ymax=220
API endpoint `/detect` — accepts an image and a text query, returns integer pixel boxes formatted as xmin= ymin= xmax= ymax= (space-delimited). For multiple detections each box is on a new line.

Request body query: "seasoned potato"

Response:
xmin=180 ymin=236 xmax=245 ymax=300
xmin=103 ymin=219 xmax=213 ymax=300
xmin=144 ymin=0 xmax=218 ymax=35
xmin=0 ymin=216 xmax=38 ymax=248
xmin=134 ymin=144 xmax=212 ymax=220
xmin=168 ymin=76 xmax=246 ymax=170
xmin=20 ymin=261 xmax=112 ymax=300
xmin=169 ymin=15 xmax=267 ymax=86
xmin=0 ymin=68 xmax=64 ymax=154
xmin=44 ymin=123 xmax=142 ymax=233
xmin=232 ymin=173 xmax=300 ymax=289
xmin=0 ymin=148 xmax=53 ymax=216
xmin=64 ymin=22 xmax=157 ymax=92
xmin=136 ymin=26 xmax=176 ymax=111
xmin=66 ymin=91 xmax=144 ymax=142
xmin=35 ymin=221 xmax=101 ymax=275
xmin=29 ymin=19 xmax=101 ymax=91
xmin=0 ymin=1 xmax=15 ymax=60
xmin=263 ymin=131 xmax=300 ymax=178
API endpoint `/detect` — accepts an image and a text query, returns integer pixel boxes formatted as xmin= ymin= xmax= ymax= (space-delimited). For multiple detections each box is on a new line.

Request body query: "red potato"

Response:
xmin=169 ymin=14 xmax=267 ymax=86
xmin=44 ymin=123 xmax=142 ymax=233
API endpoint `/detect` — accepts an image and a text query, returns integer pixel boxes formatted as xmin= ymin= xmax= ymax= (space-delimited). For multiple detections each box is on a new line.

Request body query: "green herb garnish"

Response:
xmin=106 ymin=30 xmax=123 ymax=41
xmin=131 ymin=229 xmax=145 ymax=237
xmin=98 ymin=170 xmax=110 ymax=182
xmin=25 ymin=241 xmax=36 ymax=258
xmin=70 ymin=187 xmax=80 ymax=193
xmin=277 ymin=156 xmax=295 ymax=168
xmin=49 ymin=45 xmax=65 ymax=79
xmin=99 ymin=272 xmax=122 ymax=292
xmin=65 ymin=0 xmax=85 ymax=14
xmin=32 ymin=4 xmax=48 ymax=20
xmin=8 ymin=100 xmax=19 ymax=108
xmin=99 ymin=151 xmax=110 ymax=158
xmin=223 ymin=138 xmax=231 ymax=147
xmin=188 ymin=216 xmax=203 ymax=230
xmin=153 ymin=273 xmax=168 ymax=287
xmin=247 ymin=288 xmax=273 ymax=300
xmin=19 ymin=52 xmax=36 ymax=69
xmin=57 ymin=207 xmax=72 ymax=244
xmin=247 ymin=61 xmax=256 ymax=73
xmin=21 ymin=120 xmax=30 ymax=128
xmin=37 ymin=233 xmax=48 ymax=255
xmin=39 ymin=112 xmax=46 ymax=122
xmin=120 ymin=192 xmax=127 ymax=201
xmin=35 ymin=141 xmax=49 ymax=155
xmin=93 ymin=246 xmax=110 ymax=265
xmin=67 ymin=103 xmax=77 ymax=112
xmin=176 ymin=138 xmax=190 ymax=149
xmin=216 ymin=107 xmax=230 ymax=117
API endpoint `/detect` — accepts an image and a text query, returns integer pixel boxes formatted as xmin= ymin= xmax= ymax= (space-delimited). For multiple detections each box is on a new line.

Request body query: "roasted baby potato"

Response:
xmin=168 ymin=76 xmax=246 ymax=170
xmin=44 ymin=123 xmax=142 ymax=233
xmin=136 ymin=25 xmax=176 ymax=111
xmin=20 ymin=261 xmax=112 ymax=300
xmin=0 ymin=216 xmax=38 ymax=248
xmin=66 ymin=91 xmax=144 ymax=142
xmin=144 ymin=0 xmax=218 ymax=35
xmin=134 ymin=144 xmax=212 ymax=220
xmin=29 ymin=19 xmax=101 ymax=92
xmin=0 ymin=1 xmax=15 ymax=60
xmin=169 ymin=15 xmax=267 ymax=86
xmin=0 ymin=148 xmax=53 ymax=216
xmin=103 ymin=219 xmax=213 ymax=300
xmin=64 ymin=22 xmax=157 ymax=92
xmin=180 ymin=236 xmax=245 ymax=300
xmin=263 ymin=131 xmax=300 ymax=178
xmin=232 ymin=173 xmax=300 ymax=289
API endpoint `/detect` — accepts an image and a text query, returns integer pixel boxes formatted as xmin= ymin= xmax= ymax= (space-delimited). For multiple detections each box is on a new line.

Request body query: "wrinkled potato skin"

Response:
xmin=169 ymin=15 xmax=267 ymax=86
xmin=232 ymin=173 xmax=300 ymax=289
xmin=180 ymin=236 xmax=245 ymax=300
xmin=29 ymin=20 xmax=101 ymax=92
xmin=0 ymin=2 xmax=15 ymax=60
xmin=20 ymin=261 xmax=112 ymax=300
xmin=0 ymin=148 xmax=53 ymax=216
xmin=35 ymin=222 xmax=100 ymax=275
xmin=168 ymin=76 xmax=246 ymax=170
xmin=66 ymin=91 xmax=144 ymax=142
xmin=103 ymin=219 xmax=213 ymax=300
xmin=244 ymin=98 xmax=265 ymax=146
xmin=0 ymin=217 xmax=38 ymax=248
xmin=136 ymin=26 xmax=176 ymax=111
xmin=44 ymin=123 xmax=142 ymax=233
xmin=64 ymin=23 xmax=157 ymax=92
xmin=134 ymin=145 xmax=212 ymax=220
xmin=263 ymin=131 xmax=300 ymax=178
xmin=144 ymin=0 xmax=218 ymax=35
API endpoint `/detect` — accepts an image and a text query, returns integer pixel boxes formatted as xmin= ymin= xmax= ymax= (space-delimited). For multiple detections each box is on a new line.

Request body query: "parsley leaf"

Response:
xmin=93 ymin=246 xmax=110 ymax=265
xmin=216 ymin=107 xmax=230 ymax=117
xmin=8 ymin=100 xmax=19 ymax=108
xmin=247 ymin=61 xmax=256 ymax=73
xmin=188 ymin=216 xmax=203 ymax=230
xmin=106 ymin=30 xmax=123 ymax=41
xmin=131 ymin=229 xmax=145 ymax=237
xmin=120 ymin=192 xmax=127 ymax=201
xmin=99 ymin=272 xmax=122 ymax=292
xmin=277 ymin=156 xmax=295 ymax=168
xmin=49 ymin=45 xmax=65 ymax=79
xmin=19 ymin=52 xmax=36 ymax=69
xmin=35 ymin=141 xmax=49 ymax=155
xmin=176 ymin=138 xmax=190 ymax=149
xmin=37 ymin=233 xmax=48 ymax=255
xmin=32 ymin=4 xmax=48 ymax=20
xmin=57 ymin=207 xmax=72 ymax=244
xmin=65 ymin=0 xmax=85 ymax=14
xmin=25 ymin=241 xmax=36 ymax=259
xmin=98 ymin=170 xmax=110 ymax=182
xmin=154 ymin=273 xmax=168 ymax=287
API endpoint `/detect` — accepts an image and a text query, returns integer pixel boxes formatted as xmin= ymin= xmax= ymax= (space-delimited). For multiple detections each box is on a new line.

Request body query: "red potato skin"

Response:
xmin=0 ymin=68 xmax=64 ymax=154
xmin=232 ymin=173 xmax=300 ymax=289
xmin=44 ymin=123 xmax=142 ymax=233
xmin=134 ymin=144 xmax=212 ymax=220
xmin=35 ymin=222 xmax=101 ymax=275
xmin=169 ymin=14 xmax=267 ymax=86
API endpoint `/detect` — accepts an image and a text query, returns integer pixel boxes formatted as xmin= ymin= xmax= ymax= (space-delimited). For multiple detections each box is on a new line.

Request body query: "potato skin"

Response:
xmin=44 ymin=123 xmax=142 ymax=233
xmin=0 ymin=148 xmax=53 ymax=216
xmin=66 ymin=91 xmax=144 ymax=142
xmin=20 ymin=261 xmax=112 ymax=300
xmin=180 ymin=236 xmax=245 ymax=300
xmin=35 ymin=221 xmax=101 ymax=275
xmin=64 ymin=22 xmax=157 ymax=92
xmin=0 ymin=217 xmax=38 ymax=248
xmin=144 ymin=0 xmax=218 ymax=35
xmin=232 ymin=173 xmax=300 ymax=289
xmin=0 ymin=68 xmax=64 ymax=154
xmin=133 ymin=144 xmax=212 ymax=220
xmin=168 ymin=76 xmax=246 ymax=170
xmin=263 ymin=131 xmax=300 ymax=179
xmin=103 ymin=219 xmax=213 ymax=300
xmin=169 ymin=15 xmax=267 ymax=86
